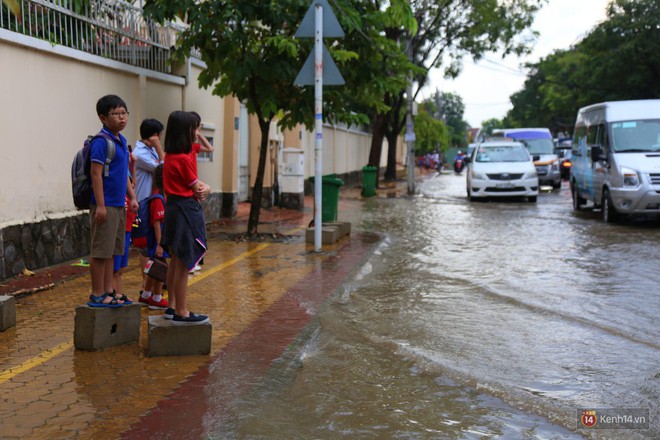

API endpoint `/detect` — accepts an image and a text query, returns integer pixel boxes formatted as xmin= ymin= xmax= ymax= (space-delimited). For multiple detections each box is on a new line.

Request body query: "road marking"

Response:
xmin=0 ymin=341 xmax=73 ymax=385
xmin=189 ymin=243 xmax=270 ymax=285
xmin=0 ymin=243 xmax=272 ymax=385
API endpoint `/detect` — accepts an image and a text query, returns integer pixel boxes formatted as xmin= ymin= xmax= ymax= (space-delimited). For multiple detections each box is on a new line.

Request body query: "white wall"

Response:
xmin=0 ymin=30 xmax=228 ymax=227
xmin=302 ymin=124 xmax=382 ymax=177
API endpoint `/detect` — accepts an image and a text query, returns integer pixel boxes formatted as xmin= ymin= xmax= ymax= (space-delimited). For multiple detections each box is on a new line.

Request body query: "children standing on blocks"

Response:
xmin=87 ymin=95 xmax=139 ymax=307
xmin=161 ymin=111 xmax=211 ymax=324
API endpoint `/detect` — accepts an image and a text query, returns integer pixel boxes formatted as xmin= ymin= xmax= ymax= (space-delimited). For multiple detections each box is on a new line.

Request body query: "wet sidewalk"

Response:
xmin=0 ymin=183 xmax=398 ymax=439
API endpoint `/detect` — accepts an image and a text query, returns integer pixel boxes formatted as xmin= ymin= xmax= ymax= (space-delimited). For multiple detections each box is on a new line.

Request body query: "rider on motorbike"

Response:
xmin=454 ymin=150 xmax=466 ymax=173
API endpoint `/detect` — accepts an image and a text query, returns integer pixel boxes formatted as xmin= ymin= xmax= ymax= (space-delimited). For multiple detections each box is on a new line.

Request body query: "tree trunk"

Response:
xmin=384 ymin=130 xmax=399 ymax=181
xmin=247 ymin=119 xmax=271 ymax=236
xmin=383 ymin=92 xmax=406 ymax=182
xmin=368 ymin=113 xmax=387 ymax=186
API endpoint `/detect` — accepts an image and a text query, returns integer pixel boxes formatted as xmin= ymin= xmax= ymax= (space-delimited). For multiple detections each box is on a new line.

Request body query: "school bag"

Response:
xmin=132 ymin=193 xmax=165 ymax=239
xmin=71 ymin=132 xmax=116 ymax=210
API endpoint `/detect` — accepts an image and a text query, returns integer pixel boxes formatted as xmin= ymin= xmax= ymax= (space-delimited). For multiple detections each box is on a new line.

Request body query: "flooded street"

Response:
xmin=213 ymin=173 xmax=659 ymax=439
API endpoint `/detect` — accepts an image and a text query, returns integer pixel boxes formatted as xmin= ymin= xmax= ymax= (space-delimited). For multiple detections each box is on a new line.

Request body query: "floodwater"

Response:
xmin=212 ymin=173 xmax=659 ymax=439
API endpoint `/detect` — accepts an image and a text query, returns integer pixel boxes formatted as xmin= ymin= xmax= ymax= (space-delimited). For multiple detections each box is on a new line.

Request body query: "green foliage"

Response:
xmin=2 ymin=0 xmax=20 ymax=17
xmin=414 ymin=111 xmax=448 ymax=155
xmin=480 ymin=118 xmax=504 ymax=137
xmin=412 ymin=0 xmax=545 ymax=79
xmin=434 ymin=91 xmax=467 ymax=147
xmin=2 ymin=0 xmax=93 ymax=47
xmin=364 ymin=0 xmax=544 ymax=173
xmin=506 ymin=0 xmax=660 ymax=135
xmin=144 ymin=0 xmax=364 ymax=131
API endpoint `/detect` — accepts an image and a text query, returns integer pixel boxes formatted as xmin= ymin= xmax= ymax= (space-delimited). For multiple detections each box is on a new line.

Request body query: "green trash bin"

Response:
xmin=321 ymin=175 xmax=344 ymax=222
xmin=362 ymin=165 xmax=377 ymax=197
xmin=310 ymin=175 xmax=344 ymax=222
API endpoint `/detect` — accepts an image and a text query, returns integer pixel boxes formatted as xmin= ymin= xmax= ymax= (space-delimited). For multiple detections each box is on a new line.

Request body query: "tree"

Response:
xmin=480 ymin=118 xmax=504 ymax=137
xmin=144 ymin=0 xmax=362 ymax=235
xmin=578 ymin=0 xmax=660 ymax=101
xmin=366 ymin=0 xmax=545 ymax=182
xmin=414 ymin=111 xmax=448 ymax=155
xmin=435 ymin=91 xmax=467 ymax=147
xmin=506 ymin=0 xmax=660 ymax=135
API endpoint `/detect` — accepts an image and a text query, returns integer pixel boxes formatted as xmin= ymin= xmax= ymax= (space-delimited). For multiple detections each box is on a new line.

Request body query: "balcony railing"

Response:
xmin=1 ymin=0 xmax=184 ymax=74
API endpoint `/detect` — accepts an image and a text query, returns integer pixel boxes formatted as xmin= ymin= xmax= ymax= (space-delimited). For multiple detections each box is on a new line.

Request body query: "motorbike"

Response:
xmin=454 ymin=157 xmax=466 ymax=173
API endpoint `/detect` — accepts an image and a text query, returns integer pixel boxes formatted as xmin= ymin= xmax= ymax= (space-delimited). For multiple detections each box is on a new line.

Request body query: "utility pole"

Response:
xmin=405 ymin=37 xmax=416 ymax=195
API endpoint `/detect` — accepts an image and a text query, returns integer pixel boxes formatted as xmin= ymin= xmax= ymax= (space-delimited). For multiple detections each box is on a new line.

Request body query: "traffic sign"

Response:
xmin=295 ymin=0 xmax=344 ymax=38
xmin=294 ymin=44 xmax=345 ymax=86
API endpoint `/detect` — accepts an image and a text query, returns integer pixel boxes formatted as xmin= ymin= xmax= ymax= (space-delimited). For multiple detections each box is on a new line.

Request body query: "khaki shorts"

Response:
xmin=90 ymin=205 xmax=126 ymax=259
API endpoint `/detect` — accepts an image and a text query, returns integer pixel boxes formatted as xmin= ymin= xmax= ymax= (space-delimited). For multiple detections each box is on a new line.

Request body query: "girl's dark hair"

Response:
xmin=164 ymin=111 xmax=196 ymax=154
xmin=153 ymin=164 xmax=164 ymax=194
xmin=190 ymin=111 xmax=202 ymax=128
xmin=140 ymin=119 xmax=164 ymax=139
xmin=96 ymin=95 xmax=127 ymax=116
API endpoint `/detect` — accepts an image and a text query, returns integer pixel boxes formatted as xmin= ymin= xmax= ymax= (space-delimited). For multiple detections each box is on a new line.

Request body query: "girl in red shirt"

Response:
xmin=161 ymin=111 xmax=211 ymax=324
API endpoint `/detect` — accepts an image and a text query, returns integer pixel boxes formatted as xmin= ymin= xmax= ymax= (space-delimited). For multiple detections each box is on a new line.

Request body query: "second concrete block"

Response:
xmin=148 ymin=315 xmax=212 ymax=356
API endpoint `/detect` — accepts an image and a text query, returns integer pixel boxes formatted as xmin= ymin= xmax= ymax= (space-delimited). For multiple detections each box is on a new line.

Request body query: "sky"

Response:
xmin=424 ymin=0 xmax=611 ymax=128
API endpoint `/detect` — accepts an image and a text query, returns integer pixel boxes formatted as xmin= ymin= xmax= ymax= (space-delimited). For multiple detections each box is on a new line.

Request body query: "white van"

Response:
xmin=492 ymin=128 xmax=561 ymax=189
xmin=570 ymin=99 xmax=660 ymax=222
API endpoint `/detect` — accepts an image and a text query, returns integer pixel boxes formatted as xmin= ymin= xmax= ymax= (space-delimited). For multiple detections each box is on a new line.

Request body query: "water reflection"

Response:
xmin=212 ymin=174 xmax=658 ymax=439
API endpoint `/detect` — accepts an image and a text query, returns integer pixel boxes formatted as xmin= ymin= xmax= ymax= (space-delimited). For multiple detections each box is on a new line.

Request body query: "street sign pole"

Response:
xmin=313 ymin=4 xmax=323 ymax=251
xmin=295 ymin=0 xmax=345 ymax=252
xmin=406 ymin=37 xmax=416 ymax=195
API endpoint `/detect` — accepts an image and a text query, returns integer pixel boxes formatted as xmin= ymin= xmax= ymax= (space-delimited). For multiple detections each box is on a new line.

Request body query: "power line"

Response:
xmin=470 ymin=61 xmax=528 ymax=77
xmin=464 ymin=101 xmax=511 ymax=106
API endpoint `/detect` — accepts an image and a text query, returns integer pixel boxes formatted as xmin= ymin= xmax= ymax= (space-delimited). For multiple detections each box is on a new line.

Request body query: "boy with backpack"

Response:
xmin=87 ymin=95 xmax=138 ymax=307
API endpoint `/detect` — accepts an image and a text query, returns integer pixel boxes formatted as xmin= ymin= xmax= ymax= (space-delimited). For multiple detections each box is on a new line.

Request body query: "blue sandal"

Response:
xmin=87 ymin=293 xmax=123 ymax=308
xmin=109 ymin=291 xmax=133 ymax=305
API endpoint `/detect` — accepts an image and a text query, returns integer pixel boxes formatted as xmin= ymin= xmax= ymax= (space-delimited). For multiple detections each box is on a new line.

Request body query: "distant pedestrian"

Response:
xmin=161 ymin=110 xmax=211 ymax=324
xmin=87 ymin=95 xmax=138 ymax=307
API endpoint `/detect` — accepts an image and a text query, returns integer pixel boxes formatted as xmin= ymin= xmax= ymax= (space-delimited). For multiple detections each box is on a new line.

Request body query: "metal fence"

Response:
xmin=0 ymin=0 xmax=184 ymax=73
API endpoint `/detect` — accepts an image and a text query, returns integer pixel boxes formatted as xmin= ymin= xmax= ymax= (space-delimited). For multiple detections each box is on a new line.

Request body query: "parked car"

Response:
xmin=570 ymin=99 xmax=660 ymax=222
xmin=466 ymin=141 xmax=539 ymax=202
xmin=554 ymin=138 xmax=573 ymax=179
xmin=493 ymin=128 xmax=561 ymax=189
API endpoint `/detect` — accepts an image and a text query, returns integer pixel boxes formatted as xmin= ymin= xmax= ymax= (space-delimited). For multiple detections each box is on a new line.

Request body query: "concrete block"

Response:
xmin=74 ymin=304 xmax=141 ymax=351
xmin=305 ymin=226 xmax=340 ymax=244
xmin=322 ymin=222 xmax=351 ymax=237
xmin=147 ymin=316 xmax=212 ymax=356
xmin=0 ymin=295 xmax=16 ymax=331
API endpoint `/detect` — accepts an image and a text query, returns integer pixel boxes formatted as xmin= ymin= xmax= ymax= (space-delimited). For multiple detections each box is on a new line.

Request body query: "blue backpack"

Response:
xmin=133 ymin=193 xmax=165 ymax=238
xmin=71 ymin=132 xmax=116 ymax=210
